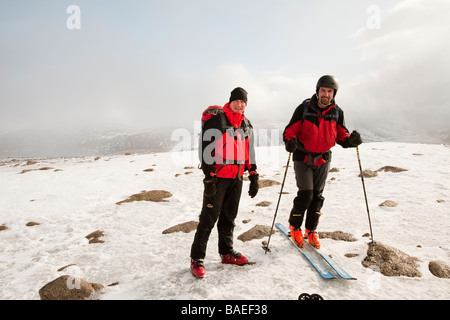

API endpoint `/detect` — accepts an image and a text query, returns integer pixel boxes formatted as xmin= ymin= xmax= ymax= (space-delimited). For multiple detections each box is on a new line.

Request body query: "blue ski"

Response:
xmin=303 ymin=243 xmax=357 ymax=280
xmin=275 ymin=223 xmax=335 ymax=279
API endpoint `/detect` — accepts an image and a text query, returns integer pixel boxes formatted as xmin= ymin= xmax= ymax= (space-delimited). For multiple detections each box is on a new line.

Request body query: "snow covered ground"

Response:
xmin=0 ymin=142 xmax=449 ymax=300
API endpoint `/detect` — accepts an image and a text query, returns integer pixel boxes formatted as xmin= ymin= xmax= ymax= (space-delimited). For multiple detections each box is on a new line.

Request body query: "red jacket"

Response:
xmin=201 ymin=103 xmax=257 ymax=178
xmin=284 ymin=95 xmax=351 ymax=166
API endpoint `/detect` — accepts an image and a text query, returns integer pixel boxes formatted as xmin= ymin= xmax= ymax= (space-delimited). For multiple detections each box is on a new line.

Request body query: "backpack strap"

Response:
xmin=218 ymin=111 xmax=232 ymax=132
xmin=301 ymin=99 xmax=311 ymax=124
xmin=302 ymin=99 xmax=339 ymax=123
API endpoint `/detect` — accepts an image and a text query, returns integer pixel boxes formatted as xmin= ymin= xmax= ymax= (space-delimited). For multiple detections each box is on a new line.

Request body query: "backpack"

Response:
xmin=198 ymin=105 xmax=252 ymax=167
xmin=200 ymin=105 xmax=230 ymax=131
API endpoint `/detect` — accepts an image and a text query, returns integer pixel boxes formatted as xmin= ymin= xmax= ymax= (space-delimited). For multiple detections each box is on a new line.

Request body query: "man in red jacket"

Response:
xmin=283 ymin=75 xmax=362 ymax=249
xmin=190 ymin=87 xmax=259 ymax=278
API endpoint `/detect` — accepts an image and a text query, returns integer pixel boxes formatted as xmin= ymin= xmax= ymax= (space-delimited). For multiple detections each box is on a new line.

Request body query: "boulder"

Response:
xmin=238 ymin=225 xmax=273 ymax=242
xmin=429 ymin=261 xmax=450 ymax=279
xmin=39 ymin=275 xmax=104 ymax=300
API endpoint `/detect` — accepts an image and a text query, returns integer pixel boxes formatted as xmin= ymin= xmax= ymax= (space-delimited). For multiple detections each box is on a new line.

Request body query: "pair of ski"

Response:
xmin=275 ymin=223 xmax=356 ymax=280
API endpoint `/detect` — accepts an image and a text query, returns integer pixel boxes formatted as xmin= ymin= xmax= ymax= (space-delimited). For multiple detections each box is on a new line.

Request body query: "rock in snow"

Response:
xmin=362 ymin=242 xmax=421 ymax=277
xmin=428 ymin=261 xmax=450 ymax=279
xmin=39 ymin=275 xmax=104 ymax=300
xmin=162 ymin=221 xmax=199 ymax=234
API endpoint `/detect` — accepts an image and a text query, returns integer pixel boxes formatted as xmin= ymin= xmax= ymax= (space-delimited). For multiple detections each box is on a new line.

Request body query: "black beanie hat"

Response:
xmin=229 ymin=87 xmax=248 ymax=104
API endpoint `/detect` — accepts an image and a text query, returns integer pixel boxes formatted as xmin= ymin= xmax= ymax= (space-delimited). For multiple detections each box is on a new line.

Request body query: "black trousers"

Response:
xmin=289 ymin=160 xmax=330 ymax=231
xmin=190 ymin=177 xmax=243 ymax=260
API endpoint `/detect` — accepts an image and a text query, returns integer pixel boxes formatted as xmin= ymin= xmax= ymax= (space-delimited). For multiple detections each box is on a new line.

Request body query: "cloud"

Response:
xmin=199 ymin=65 xmax=318 ymax=126
xmin=345 ymin=0 xmax=450 ymax=135
xmin=2 ymin=0 xmax=448 ymax=146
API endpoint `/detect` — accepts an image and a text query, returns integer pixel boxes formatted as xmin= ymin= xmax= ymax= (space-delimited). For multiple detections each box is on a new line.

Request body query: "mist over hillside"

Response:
xmin=0 ymin=121 xmax=448 ymax=158
xmin=0 ymin=126 xmax=175 ymax=158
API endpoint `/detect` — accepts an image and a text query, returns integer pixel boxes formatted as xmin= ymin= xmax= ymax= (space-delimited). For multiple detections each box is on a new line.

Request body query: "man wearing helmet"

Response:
xmin=283 ymin=75 xmax=362 ymax=249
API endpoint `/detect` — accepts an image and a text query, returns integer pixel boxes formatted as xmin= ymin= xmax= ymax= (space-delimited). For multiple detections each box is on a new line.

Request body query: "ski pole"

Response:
xmin=356 ymin=146 xmax=375 ymax=244
xmin=263 ymin=152 xmax=292 ymax=254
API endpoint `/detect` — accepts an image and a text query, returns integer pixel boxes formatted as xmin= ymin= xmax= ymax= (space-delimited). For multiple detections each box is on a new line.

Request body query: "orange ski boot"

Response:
xmin=289 ymin=225 xmax=304 ymax=248
xmin=305 ymin=229 xmax=320 ymax=249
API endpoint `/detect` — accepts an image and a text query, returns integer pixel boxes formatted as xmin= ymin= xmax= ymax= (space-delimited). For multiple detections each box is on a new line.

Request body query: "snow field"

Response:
xmin=0 ymin=142 xmax=449 ymax=300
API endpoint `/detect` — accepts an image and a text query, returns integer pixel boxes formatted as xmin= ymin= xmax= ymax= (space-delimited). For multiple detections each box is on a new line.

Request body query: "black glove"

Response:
xmin=248 ymin=173 xmax=259 ymax=198
xmin=322 ymin=149 xmax=332 ymax=162
xmin=285 ymin=137 xmax=298 ymax=153
xmin=348 ymin=130 xmax=362 ymax=147
xmin=203 ymin=177 xmax=217 ymax=200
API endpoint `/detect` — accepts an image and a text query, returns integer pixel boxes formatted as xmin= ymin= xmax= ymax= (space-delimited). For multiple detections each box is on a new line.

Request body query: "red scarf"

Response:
xmin=223 ymin=103 xmax=245 ymax=128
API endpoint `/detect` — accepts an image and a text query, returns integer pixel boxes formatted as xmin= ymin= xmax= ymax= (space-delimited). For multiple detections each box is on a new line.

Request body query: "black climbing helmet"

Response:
xmin=316 ymin=75 xmax=339 ymax=97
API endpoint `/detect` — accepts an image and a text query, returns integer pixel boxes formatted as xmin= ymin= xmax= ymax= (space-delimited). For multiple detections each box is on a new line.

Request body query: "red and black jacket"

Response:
xmin=201 ymin=103 xmax=257 ymax=179
xmin=283 ymin=94 xmax=352 ymax=166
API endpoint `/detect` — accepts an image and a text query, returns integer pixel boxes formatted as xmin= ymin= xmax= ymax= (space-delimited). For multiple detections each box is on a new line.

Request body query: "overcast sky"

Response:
xmin=1 ymin=0 xmax=449 ymax=138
